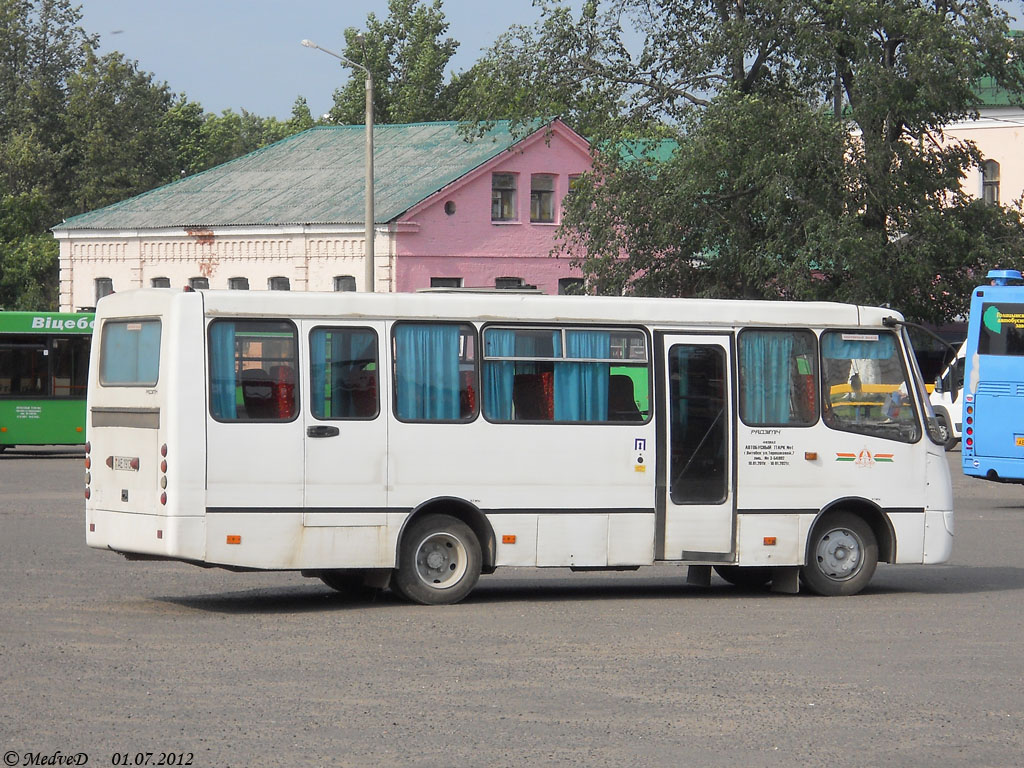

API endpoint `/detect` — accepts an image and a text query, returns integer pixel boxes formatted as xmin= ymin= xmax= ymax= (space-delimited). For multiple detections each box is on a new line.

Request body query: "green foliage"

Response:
xmin=0 ymin=233 xmax=57 ymax=309
xmin=329 ymin=0 xmax=461 ymax=124
xmin=553 ymin=0 xmax=1024 ymax=324
xmin=65 ymin=49 xmax=176 ymax=211
xmin=0 ymin=0 xmax=312 ymax=308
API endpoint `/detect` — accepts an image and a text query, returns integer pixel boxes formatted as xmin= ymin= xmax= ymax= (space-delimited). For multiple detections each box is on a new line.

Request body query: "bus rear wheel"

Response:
xmin=801 ymin=512 xmax=878 ymax=596
xmin=393 ymin=514 xmax=481 ymax=605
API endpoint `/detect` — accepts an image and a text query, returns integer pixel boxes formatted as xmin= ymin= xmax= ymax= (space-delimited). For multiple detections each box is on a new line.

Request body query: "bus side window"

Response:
xmin=310 ymin=327 xmax=379 ymax=420
xmin=209 ymin=319 xmax=298 ymax=422
xmin=737 ymin=329 xmax=818 ymax=427
xmin=393 ymin=323 xmax=476 ymax=422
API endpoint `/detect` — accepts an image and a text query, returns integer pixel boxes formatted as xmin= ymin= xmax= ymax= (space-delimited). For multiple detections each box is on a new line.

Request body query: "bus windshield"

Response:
xmin=821 ymin=330 xmax=920 ymax=443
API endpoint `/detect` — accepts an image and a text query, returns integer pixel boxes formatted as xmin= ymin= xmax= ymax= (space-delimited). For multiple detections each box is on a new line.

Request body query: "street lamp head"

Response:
xmin=301 ymin=39 xmax=317 ymax=49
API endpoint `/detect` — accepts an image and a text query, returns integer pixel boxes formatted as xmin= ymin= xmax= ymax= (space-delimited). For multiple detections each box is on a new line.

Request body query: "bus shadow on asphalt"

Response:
xmin=149 ymin=564 xmax=1024 ymax=613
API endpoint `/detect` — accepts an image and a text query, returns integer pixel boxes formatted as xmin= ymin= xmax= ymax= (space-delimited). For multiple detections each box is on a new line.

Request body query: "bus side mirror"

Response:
xmin=947 ymin=360 xmax=960 ymax=402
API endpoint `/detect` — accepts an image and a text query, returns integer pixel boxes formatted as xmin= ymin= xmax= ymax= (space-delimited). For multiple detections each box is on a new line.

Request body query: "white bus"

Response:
xmin=84 ymin=289 xmax=954 ymax=603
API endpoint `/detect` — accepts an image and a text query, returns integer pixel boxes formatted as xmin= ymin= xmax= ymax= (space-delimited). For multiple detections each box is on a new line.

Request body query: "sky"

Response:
xmin=78 ymin=0 xmax=563 ymax=120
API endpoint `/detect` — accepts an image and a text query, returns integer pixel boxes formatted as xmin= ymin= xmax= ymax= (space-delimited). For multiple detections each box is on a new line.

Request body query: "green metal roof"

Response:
xmin=54 ymin=121 xmax=521 ymax=231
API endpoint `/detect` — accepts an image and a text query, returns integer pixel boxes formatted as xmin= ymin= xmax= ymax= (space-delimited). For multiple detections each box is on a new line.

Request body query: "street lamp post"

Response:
xmin=301 ymin=38 xmax=375 ymax=292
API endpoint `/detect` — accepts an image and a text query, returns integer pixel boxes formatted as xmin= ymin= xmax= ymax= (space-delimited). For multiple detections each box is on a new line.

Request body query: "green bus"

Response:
xmin=0 ymin=311 xmax=93 ymax=451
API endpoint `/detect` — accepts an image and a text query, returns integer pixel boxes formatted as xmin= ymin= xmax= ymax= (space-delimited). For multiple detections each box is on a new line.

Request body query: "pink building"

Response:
xmin=53 ymin=120 xmax=592 ymax=310
xmin=395 ymin=121 xmax=592 ymax=294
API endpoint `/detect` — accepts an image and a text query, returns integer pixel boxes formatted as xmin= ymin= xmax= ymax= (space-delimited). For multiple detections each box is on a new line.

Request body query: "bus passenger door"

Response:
xmin=658 ymin=334 xmax=735 ymax=559
xmin=301 ymin=321 xmax=388 ymax=526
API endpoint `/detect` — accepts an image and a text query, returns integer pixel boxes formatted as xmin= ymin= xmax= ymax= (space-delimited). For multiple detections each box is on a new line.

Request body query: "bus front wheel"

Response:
xmin=801 ymin=512 xmax=878 ymax=596
xmin=393 ymin=514 xmax=481 ymax=605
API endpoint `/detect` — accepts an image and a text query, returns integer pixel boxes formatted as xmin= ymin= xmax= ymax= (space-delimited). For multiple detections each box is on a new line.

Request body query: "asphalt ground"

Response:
xmin=1 ymin=447 xmax=1022 ymax=768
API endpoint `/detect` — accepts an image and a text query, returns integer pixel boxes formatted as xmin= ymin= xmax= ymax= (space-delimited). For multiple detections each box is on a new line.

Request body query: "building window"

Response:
xmin=95 ymin=277 xmax=114 ymax=302
xmin=495 ymin=277 xmax=525 ymax=290
xmin=982 ymin=160 xmax=1000 ymax=205
xmin=151 ymin=277 xmax=171 ymax=288
xmin=268 ymin=276 xmax=290 ymax=291
xmin=228 ymin=277 xmax=250 ymax=290
xmin=530 ymin=174 xmax=556 ymax=223
xmin=189 ymin=277 xmax=209 ymax=290
xmin=430 ymin=277 xmax=463 ymax=289
xmin=491 ymin=173 xmax=516 ymax=221
xmin=333 ymin=275 xmax=356 ymax=292
xmin=558 ymin=278 xmax=585 ymax=295
xmin=444 ymin=201 xmax=456 ymax=215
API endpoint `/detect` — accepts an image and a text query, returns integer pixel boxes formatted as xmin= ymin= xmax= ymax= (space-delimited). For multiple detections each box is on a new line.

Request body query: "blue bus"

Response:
xmin=962 ymin=269 xmax=1024 ymax=482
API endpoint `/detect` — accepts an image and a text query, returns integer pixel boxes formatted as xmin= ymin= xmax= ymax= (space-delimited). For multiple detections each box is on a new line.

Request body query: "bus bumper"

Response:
xmin=922 ymin=509 xmax=954 ymax=564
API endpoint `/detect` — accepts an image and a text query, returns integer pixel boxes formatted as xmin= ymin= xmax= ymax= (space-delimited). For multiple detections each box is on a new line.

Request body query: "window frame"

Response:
xmin=491 ymin=172 xmax=517 ymax=222
xmin=333 ymin=275 xmax=356 ymax=292
xmin=391 ymin=321 xmax=479 ymax=424
xmin=480 ymin=323 xmax=652 ymax=425
xmin=819 ymin=328 xmax=921 ymax=444
xmin=982 ymin=159 xmax=1000 ymax=205
xmin=736 ymin=327 xmax=819 ymax=428
xmin=207 ymin=318 xmax=299 ymax=423
xmin=308 ymin=325 xmax=380 ymax=421
xmin=99 ymin=318 xmax=162 ymax=388
xmin=530 ymin=174 xmax=556 ymax=223
xmin=95 ymin=277 xmax=114 ymax=302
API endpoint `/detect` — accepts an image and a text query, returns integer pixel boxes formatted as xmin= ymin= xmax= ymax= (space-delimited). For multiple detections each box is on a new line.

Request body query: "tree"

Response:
xmin=451 ymin=1 xmax=633 ymax=139
xmin=548 ymin=0 xmax=1024 ymax=324
xmin=65 ymin=49 xmax=176 ymax=211
xmin=328 ymin=0 xmax=460 ymax=124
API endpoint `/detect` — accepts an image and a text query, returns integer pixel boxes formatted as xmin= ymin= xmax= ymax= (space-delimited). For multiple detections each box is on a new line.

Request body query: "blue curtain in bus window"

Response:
xmin=740 ymin=331 xmax=794 ymax=424
xmin=395 ymin=324 xmax=460 ymax=420
xmin=822 ymin=333 xmax=896 ymax=360
xmin=209 ymin=322 xmax=237 ymax=419
xmin=483 ymin=329 xmax=516 ymax=420
xmin=554 ymin=330 xmax=610 ymax=421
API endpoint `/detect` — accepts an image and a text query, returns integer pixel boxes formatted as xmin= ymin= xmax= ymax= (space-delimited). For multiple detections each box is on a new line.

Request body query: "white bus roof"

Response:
xmin=95 ymin=288 xmax=901 ymax=329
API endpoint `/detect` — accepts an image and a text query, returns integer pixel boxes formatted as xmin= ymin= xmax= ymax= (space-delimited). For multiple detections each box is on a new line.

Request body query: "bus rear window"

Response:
xmin=978 ymin=302 xmax=1024 ymax=356
xmin=100 ymin=320 xmax=161 ymax=386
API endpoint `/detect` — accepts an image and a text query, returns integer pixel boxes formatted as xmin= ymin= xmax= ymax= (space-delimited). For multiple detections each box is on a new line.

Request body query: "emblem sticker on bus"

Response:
xmin=836 ymin=449 xmax=894 ymax=467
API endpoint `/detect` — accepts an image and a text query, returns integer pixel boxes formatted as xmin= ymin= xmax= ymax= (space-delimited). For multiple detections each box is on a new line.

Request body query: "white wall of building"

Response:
xmin=55 ymin=225 xmax=394 ymax=310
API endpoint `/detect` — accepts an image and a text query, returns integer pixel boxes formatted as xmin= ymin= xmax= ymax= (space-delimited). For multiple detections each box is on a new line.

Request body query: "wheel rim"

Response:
xmin=413 ymin=532 xmax=468 ymax=589
xmin=814 ymin=527 xmax=864 ymax=582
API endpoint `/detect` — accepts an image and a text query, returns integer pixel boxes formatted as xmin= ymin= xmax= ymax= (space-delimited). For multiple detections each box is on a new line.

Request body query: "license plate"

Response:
xmin=112 ymin=456 xmax=137 ymax=471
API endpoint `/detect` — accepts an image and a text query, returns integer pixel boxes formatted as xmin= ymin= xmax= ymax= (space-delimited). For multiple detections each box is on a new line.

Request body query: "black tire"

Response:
xmin=392 ymin=514 xmax=481 ymax=605
xmin=935 ymin=411 xmax=958 ymax=452
xmin=801 ymin=512 xmax=878 ymax=596
xmin=318 ymin=570 xmax=379 ymax=600
xmin=713 ymin=565 xmax=772 ymax=589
